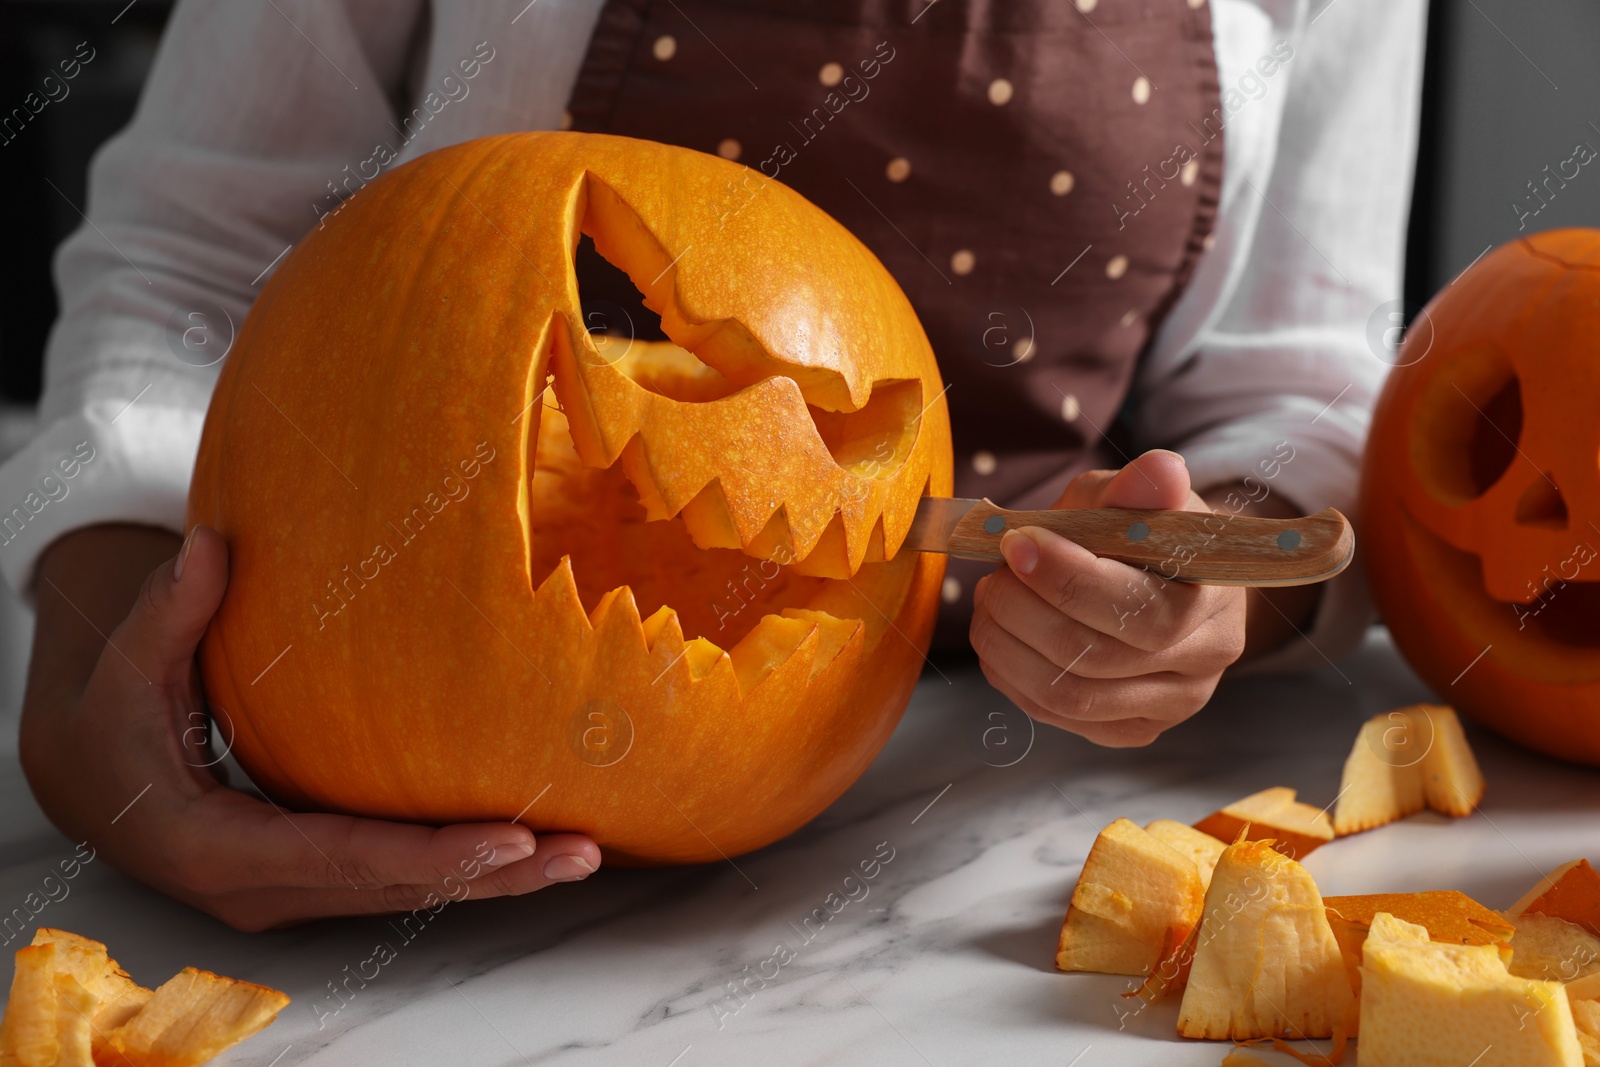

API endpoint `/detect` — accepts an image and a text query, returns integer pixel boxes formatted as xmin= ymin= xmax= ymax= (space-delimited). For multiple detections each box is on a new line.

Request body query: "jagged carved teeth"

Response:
xmin=550 ymin=327 xmax=928 ymax=579
xmin=524 ymin=393 xmax=898 ymax=698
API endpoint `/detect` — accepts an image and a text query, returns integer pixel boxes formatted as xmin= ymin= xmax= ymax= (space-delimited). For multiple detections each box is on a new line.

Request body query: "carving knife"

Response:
xmin=902 ymin=497 xmax=1353 ymax=587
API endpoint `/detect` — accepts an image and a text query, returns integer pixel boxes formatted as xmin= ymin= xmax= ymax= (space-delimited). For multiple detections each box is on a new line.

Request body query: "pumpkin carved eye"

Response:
xmin=188 ymin=133 xmax=953 ymax=863
xmin=552 ymin=173 xmax=926 ymax=579
xmin=1407 ymin=346 xmax=1524 ymax=509
xmin=1363 ymin=228 xmax=1600 ymax=765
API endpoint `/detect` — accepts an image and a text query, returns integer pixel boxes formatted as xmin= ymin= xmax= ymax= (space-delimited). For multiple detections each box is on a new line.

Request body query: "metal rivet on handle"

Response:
xmin=983 ymin=515 xmax=1006 ymax=535
xmin=1126 ymin=521 xmax=1150 ymax=542
xmin=1277 ymin=529 xmax=1302 ymax=551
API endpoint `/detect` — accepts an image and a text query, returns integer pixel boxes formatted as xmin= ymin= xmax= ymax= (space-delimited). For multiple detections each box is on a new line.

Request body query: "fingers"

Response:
xmin=970 ymin=602 xmax=1209 ymax=725
xmin=971 ymin=448 xmax=1246 ymax=748
xmin=997 ymin=526 xmax=1214 ymax=652
xmin=1054 ymin=449 xmax=1192 ymax=511
xmin=973 ymin=571 xmax=1219 ymax=679
xmin=975 ymin=659 xmax=1176 ymax=748
xmin=159 ymin=789 xmax=604 ymax=928
xmin=114 ymin=525 xmax=229 ymax=689
xmin=201 ymin=834 xmax=603 ymax=932
xmin=189 ymin=790 xmax=592 ymax=891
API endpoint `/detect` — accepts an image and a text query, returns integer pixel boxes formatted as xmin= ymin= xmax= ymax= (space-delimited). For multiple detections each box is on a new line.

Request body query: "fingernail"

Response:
xmin=543 ymin=854 xmax=595 ymax=882
xmin=1000 ymin=529 xmax=1038 ymax=576
xmin=174 ymin=527 xmax=197 ymax=583
xmin=483 ymin=842 xmax=534 ymax=867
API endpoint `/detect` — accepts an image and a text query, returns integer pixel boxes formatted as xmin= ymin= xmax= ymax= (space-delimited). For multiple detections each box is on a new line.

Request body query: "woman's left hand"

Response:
xmin=969 ymin=449 xmax=1248 ymax=747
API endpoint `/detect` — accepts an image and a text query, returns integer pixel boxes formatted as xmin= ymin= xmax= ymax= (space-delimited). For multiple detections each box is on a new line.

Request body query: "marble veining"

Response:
xmin=2 ymin=628 xmax=1597 ymax=1065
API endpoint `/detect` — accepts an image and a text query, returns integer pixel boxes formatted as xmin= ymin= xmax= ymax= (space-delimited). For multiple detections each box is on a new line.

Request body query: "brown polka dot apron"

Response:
xmin=566 ymin=0 xmax=1224 ymax=653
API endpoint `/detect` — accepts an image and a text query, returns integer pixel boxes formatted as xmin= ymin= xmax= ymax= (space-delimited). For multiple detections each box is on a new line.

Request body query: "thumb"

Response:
xmin=1097 ymin=449 xmax=1193 ymax=511
xmin=115 ymin=525 xmax=230 ymax=687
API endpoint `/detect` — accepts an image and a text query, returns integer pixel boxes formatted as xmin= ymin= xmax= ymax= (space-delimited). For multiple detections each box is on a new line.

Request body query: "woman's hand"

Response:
xmin=970 ymin=449 xmax=1290 ymax=748
xmin=20 ymin=524 xmax=601 ymax=931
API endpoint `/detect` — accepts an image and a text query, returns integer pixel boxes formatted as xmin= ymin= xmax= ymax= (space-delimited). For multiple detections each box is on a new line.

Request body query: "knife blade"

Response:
xmin=901 ymin=497 xmax=1353 ymax=587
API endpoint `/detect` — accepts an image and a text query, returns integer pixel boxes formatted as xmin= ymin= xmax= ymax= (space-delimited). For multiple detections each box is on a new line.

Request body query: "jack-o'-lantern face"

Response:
xmin=1362 ymin=229 xmax=1600 ymax=763
xmin=188 ymin=132 xmax=952 ymax=863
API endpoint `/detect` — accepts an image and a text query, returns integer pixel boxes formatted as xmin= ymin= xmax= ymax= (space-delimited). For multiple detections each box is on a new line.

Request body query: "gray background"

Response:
xmin=1412 ymin=0 xmax=1600 ymax=293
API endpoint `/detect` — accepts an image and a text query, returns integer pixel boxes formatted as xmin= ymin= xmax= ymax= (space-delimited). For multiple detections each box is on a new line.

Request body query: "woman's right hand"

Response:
xmin=20 ymin=524 xmax=601 ymax=931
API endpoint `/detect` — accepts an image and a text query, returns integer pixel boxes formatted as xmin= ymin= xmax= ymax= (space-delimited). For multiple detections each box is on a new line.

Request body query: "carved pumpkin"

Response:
xmin=187 ymin=132 xmax=952 ymax=863
xmin=1361 ymin=229 xmax=1600 ymax=764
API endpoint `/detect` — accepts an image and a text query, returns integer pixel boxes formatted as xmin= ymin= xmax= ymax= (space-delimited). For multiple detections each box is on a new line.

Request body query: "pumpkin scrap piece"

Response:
xmin=1176 ymin=839 xmax=1353 ymax=1041
xmin=1331 ymin=710 xmax=1428 ymax=834
xmin=1359 ymin=911 xmax=1583 ymax=1066
xmin=105 ymin=967 xmax=289 ymax=1067
xmin=1193 ymin=787 xmax=1334 ymax=861
xmin=1417 ymin=705 xmax=1485 ymax=816
xmin=1124 ymin=823 xmax=1250 ymax=1005
xmin=1232 ymin=1035 xmax=1349 ymax=1067
xmin=1332 ymin=704 xmax=1484 ymax=835
xmin=1321 ymin=890 xmax=1514 ymax=1025
xmin=1146 ymin=818 xmax=1227 ymax=888
xmin=30 ymin=928 xmax=152 ymax=1062
xmin=1056 ymin=818 xmax=1206 ymax=978
xmin=0 ymin=929 xmax=287 ymax=1067
xmin=1505 ymin=913 xmax=1600 ymax=984
xmin=1220 ymin=1049 xmax=1276 ymax=1066
xmin=1511 ymin=860 xmax=1600 ymax=939
xmin=0 ymin=943 xmax=60 ymax=1067
xmin=1569 ymin=995 xmax=1600 ymax=1067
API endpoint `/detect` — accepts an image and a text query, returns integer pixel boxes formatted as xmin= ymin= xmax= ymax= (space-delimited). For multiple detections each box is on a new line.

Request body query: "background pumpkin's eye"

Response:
xmin=1407 ymin=345 xmax=1524 ymax=507
xmin=1513 ymin=475 xmax=1568 ymax=529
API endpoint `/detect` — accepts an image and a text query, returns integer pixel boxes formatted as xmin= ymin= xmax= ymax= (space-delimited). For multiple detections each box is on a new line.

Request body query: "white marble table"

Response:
xmin=3 ymin=628 xmax=1597 ymax=1066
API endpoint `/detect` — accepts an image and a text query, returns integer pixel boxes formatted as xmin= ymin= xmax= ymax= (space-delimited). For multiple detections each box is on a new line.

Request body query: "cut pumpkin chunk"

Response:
xmin=1146 ymin=819 xmax=1227 ymax=888
xmin=1511 ymin=859 xmax=1600 ymax=938
xmin=29 ymin=928 xmax=152 ymax=1061
xmin=1417 ymin=705 xmax=1485 ymax=817
xmin=1332 ymin=710 xmax=1427 ymax=834
xmin=1126 ymin=923 xmax=1198 ymax=1006
xmin=1322 ymin=890 xmax=1515 ymax=1026
xmin=1332 ymin=705 xmax=1485 ymax=835
xmin=52 ymin=972 xmax=97 ymax=1067
xmin=1506 ymin=913 xmax=1600 ymax=983
xmin=0 ymin=943 xmax=60 ymax=1067
xmin=0 ymin=929 xmax=286 ymax=1067
xmin=105 ymin=967 xmax=290 ymax=1067
xmin=1220 ymin=1050 xmax=1275 ymax=1066
xmin=1511 ymin=861 xmax=1590 ymax=918
xmin=1176 ymin=839 xmax=1353 ymax=1041
xmin=1193 ymin=787 xmax=1334 ymax=861
xmin=1359 ymin=911 xmax=1583 ymax=1067
xmin=1570 ymin=998 xmax=1600 ymax=1067
xmin=1056 ymin=817 xmax=1206 ymax=978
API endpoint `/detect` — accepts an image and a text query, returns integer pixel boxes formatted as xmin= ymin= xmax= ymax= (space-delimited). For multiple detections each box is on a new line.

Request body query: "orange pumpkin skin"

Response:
xmin=1361 ymin=229 xmax=1600 ymax=765
xmin=186 ymin=132 xmax=952 ymax=864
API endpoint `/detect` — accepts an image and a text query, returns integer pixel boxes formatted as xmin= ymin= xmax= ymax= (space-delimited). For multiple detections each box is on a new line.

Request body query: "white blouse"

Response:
xmin=0 ymin=0 xmax=1426 ymax=674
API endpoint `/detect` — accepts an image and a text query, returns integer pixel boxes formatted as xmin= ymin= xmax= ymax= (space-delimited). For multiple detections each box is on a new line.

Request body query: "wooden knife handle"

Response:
xmin=946 ymin=503 xmax=1354 ymax=587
